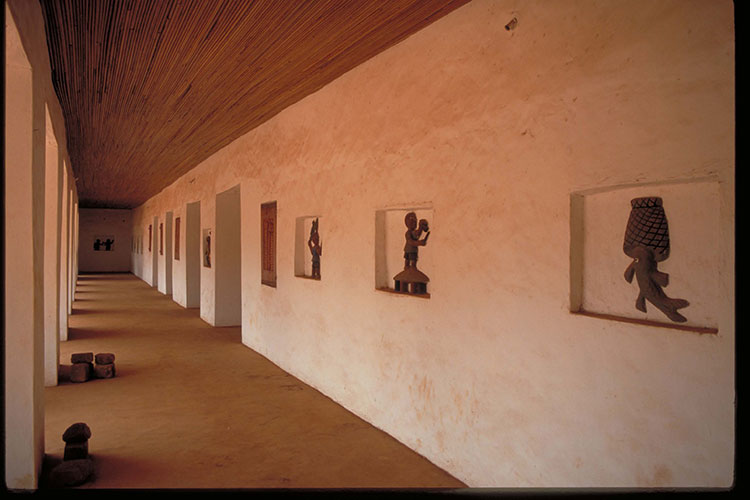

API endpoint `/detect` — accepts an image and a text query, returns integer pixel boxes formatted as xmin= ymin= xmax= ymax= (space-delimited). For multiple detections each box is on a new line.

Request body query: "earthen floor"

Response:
xmin=41 ymin=273 xmax=466 ymax=490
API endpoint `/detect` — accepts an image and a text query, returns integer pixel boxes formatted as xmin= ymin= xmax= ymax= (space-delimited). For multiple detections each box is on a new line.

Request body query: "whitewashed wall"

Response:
xmin=6 ymin=0 xmax=80 ymax=488
xmin=130 ymin=0 xmax=735 ymax=487
xmin=157 ymin=211 xmax=173 ymax=294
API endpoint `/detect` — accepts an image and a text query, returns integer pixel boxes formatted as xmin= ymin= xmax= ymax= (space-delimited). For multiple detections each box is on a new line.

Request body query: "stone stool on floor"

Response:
xmin=51 ymin=423 xmax=94 ymax=487
xmin=94 ymin=353 xmax=116 ymax=379
xmin=70 ymin=353 xmax=94 ymax=383
xmin=49 ymin=459 xmax=94 ymax=487
xmin=62 ymin=422 xmax=91 ymax=461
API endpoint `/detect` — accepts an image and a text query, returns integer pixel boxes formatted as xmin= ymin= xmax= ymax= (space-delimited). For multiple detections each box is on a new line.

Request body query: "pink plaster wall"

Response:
xmin=131 ymin=0 xmax=735 ymax=487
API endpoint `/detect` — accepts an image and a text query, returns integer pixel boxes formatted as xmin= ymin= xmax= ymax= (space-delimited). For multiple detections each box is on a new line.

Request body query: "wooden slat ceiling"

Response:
xmin=40 ymin=0 xmax=471 ymax=208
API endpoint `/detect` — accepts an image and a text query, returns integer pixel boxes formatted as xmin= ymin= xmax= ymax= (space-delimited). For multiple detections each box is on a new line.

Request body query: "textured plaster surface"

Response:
xmin=131 ymin=0 xmax=735 ymax=487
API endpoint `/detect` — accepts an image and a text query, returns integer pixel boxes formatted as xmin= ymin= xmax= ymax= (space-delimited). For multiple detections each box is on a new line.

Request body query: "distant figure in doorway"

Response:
xmin=94 ymin=239 xmax=102 ymax=251
xmin=104 ymin=239 xmax=114 ymax=251
xmin=307 ymin=218 xmax=322 ymax=279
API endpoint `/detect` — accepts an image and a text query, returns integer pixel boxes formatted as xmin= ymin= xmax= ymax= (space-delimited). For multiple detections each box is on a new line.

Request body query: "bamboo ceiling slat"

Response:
xmin=40 ymin=0 xmax=470 ymax=208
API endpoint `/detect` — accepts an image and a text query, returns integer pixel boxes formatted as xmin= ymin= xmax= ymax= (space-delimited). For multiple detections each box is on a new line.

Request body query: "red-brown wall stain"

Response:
xmin=453 ymin=391 xmax=464 ymax=419
xmin=409 ymin=375 xmax=436 ymax=424
xmin=636 ymin=464 xmax=674 ymax=487
xmin=436 ymin=429 xmax=446 ymax=453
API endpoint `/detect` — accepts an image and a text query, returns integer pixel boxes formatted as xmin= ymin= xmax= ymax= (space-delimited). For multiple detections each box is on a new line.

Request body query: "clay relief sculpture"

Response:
xmin=204 ymin=230 xmax=211 ymax=268
xmin=261 ymin=202 xmax=277 ymax=287
xmin=623 ymin=197 xmax=689 ymax=322
xmin=307 ymin=218 xmax=322 ymax=279
xmin=93 ymin=237 xmax=114 ymax=251
xmin=393 ymin=212 xmax=430 ymax=295
xmin=174 ymin=217 xmax=181 ymax=260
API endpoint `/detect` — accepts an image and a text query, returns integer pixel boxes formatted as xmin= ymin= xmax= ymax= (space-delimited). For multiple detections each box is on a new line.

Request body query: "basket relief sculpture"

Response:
xmin=623 ymin=197 xmax=689 ymax=323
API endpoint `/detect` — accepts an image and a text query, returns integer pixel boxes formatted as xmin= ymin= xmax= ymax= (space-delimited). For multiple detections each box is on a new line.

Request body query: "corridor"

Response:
xmin=41 ymin=273 xmax=466 ymax=489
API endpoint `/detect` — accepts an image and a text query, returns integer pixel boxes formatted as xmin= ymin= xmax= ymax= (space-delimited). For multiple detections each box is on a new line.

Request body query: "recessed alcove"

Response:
xmin=375 ymin=205 xmax=433 ymax=298
xmin=570 ymin=178 xmax=720 ymax=333
xmin=294 ymin=215 xmax=322 ymax=280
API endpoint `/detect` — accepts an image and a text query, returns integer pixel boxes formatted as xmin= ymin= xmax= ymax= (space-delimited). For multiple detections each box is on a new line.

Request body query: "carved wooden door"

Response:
xmin=261 ymin=201 xmax=277 ymax=287
xmin=174 ymin=217 xmax=180 ymax=260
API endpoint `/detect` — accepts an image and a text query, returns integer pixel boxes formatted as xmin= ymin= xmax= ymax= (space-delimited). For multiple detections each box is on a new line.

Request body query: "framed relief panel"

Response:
xmin=295 ymin=216 xmax=322 ymax=280
xmin=261 ymin=201 xmax=277 ymax=287
xmin=570 ymin=178 xmax=719 ymax=333
xmin=375 ymin=205 xmax=433 ymax=298
xmin=174 ymin=217 xmax=181 ymax=260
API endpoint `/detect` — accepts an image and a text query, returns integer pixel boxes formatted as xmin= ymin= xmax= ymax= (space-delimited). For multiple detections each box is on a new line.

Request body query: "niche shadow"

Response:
xmin=70 ymin=308 xmax=107 ymax=315
xmin=67 ymin=327 xmax=122 ymax=341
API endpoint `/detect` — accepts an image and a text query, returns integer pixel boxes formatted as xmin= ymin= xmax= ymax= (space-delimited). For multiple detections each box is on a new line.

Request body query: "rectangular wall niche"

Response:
xmin=261 ymin=201 xmax=277 ymax=287
xmin=294 ymin=216 xmax=321 ymax=280
xmin=174 ymin=217 xmax=181 ymax=260
xmin=148 ymin=224 xmax=152 ymax=252
xmin=375 ymin=205 xmax=433 ymax=298
xmin=202 ymin=228 xmax=212 ymax=268
xmin=570 ymin=179 xmax=719 ymax=333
